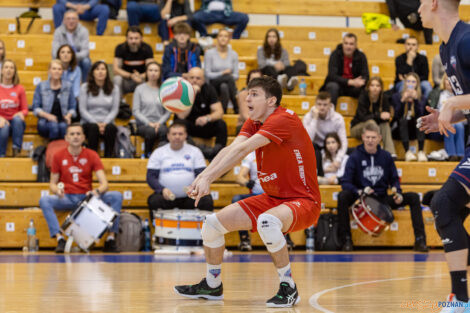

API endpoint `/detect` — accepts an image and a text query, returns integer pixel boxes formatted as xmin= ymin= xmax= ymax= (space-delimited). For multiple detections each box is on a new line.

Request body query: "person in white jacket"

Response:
xmin=302 ymin=91 xmax=348 ymax=177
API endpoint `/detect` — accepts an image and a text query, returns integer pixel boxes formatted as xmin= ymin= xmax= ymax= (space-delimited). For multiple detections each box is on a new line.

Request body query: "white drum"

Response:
xmin=153 ymin=209 xmax=211 ymax=247
xmin=61 ymin=195 xmax=118 ymax=252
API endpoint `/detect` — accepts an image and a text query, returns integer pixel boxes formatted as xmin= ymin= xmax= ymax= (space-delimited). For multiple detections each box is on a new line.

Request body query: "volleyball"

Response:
xmin=159 ymin=77 xmax=195 ymax=113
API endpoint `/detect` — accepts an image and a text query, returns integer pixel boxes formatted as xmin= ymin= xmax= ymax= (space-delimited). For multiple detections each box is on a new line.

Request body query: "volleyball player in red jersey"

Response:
xmin=174 ymin=76 xmax=321 ymax=308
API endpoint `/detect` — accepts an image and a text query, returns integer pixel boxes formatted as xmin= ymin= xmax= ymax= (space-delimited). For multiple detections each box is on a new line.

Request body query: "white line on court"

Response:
xmin=309 ymin=274 xmax=444 ymax=313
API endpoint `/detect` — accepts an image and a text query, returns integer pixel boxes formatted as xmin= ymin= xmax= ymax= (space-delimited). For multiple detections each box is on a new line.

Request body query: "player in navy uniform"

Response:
xmin=419 ymin=0 xmax=470 ymax=311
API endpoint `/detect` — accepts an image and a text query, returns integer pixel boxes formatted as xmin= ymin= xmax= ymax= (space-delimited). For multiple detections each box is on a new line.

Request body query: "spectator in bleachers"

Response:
xmin=257 ymin=28 xmax=298 ymax=91
xmin=350 ymin=77 xmax=396 ymax=156
xmin=236 ymin=69 xmax=262 ymax=132
xmin=52 ymin=0 xmax=109 ymax=36
xmin=52 ymin=10 xmax=91 ymax=81
xmin=0 ymin=60 xmax=27 ymax=157
xmin=391 ymin=72 xmax=427 ymax=161
xmin=432 ymin=54 xmax=445 ymax=88
xmin=80 ymin=60 xmax=119 ymax=157
xmin=158 ymin=0 xmax=193 ymax=45
xmin=320 ymin=33 xmax=369 ymax=106
xmin=133 ymin=61 xmax=170 ymax=158
xmin=394 ymin=36 xmax=432 ymax=99
xmin=386 ymin=0 xmax=433 ymax=44
xmin=0 ymin=39 xmax=5 ymax=68
xmin=39 ymin=123 xmax=122 ymax=253
xmin=204 ymin=29 xmax=239 ymax=113
xmin=113 ymin=26 xmax=154 ymax=96
xmin=317 ymin=132 xmax=348 ymax=185
xmin=427 ymin=74 xmax=465 ymax=161
xmin=162 ymin=22 xmax=201 ymax=80
xmin=191 ymin=0 xmax=249 ymax=40
xmin=33 ymin=60 xmax=76 ymax=141
xmin=57 ymin=44 xmax=82 ymax=101
xmin=337 ymin=122 xmax=428 ymax=252
xmin=126 ymin=0 xmax=161 ymax=34
xmin=302 ymin=91 xmax=348 ymax=178
xmin=146 ymin=121 xmax=213 ymax=220
xmin=174 ymin=67 xmax=226 ymax=159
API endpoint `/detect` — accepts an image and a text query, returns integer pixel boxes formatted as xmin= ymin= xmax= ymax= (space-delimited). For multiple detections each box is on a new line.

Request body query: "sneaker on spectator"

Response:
xmin=239 ymin=239 xmax=252 ymax=251
xmin=285 ymin=234 xmax=295 ymax=251
xmin=405 ymin=150 xmax=417 ymax=161
xmin=277 ymin=74 xmax=288 ymax=89
xmin=287 ymin=76 xmax=298 ymax=91
xmin=55 ymin=238 xmax=66 ymax=253
xmin=103 ymin=238 xmax=118 ymax=252
xmin=417 ymin=151 xmax=428 ymax=162
xmin=197 ymin=36 xmax=214 ymax=50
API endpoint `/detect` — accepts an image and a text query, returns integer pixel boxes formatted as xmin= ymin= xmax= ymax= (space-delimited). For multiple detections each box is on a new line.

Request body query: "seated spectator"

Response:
xmin=0 ymin=60 xmax=27 ymax=157
xmin=52 ymin=0 xmax=109 ymax=36
xmin=386 ymin=0 xmax=433 ymax=44
xmin=162 ymin=22 xmax=201 ymax=80
xmin=80 ymin=61 xmax=119 ymax=157
xmin=52 ymin=10 xmax=91 ymax=81
xmin=126 ymin=0 xmax=161 ymax=33
xmin=57 ymin=44 xmax=82 ymax=101
xmin=391 ymin=72 xmax=427 ymax=161
xmin=394 ymin=36 xmax=432 ymax=98
xmin=236 ymin=69 xmax=262 ymax=132
xmin=146 ymin=121 xmax=213 ymax=220
xmin=317 ymin=133 xmax=348 ymax=185
xmin=320 ymin=33 xmax=369 ymax=105
xmin=257 ymin=28 xmax=298 ymax=91
xmin=337 ymin=122 xmax=428 ymax=252
xmin=191 ymin=0 xmax=249 ymax=40
xmin=302 ymin=91 xmax=347 ymax=177
xmin=0 ymin=39 xmax=5 ymax=68
xmin=427 ymin=74 xmax=465 ymax=161
xmin=175 ymin=67 xmax=227 ymax=159
xmin=432 ymin=54 xmax=445 ymax=88
xmin=204 ymin=29 xmax=239 ymax=113
xmin=232 ymin=151 xmax=295 ymax=251
xmin=39 ymin=123 xmax=122 ymax=253
xmin=350 ymin=77 xmax=396 ymax=156
xmin=158 ymin=0 xmax=193 ymax=45
xmin=113 ymin=26 xmax=154 ymax=96
xmin=33 ymin=60 xmax=76 ymax=141
xmin=133 ymin=61 xmax=170 ymax=158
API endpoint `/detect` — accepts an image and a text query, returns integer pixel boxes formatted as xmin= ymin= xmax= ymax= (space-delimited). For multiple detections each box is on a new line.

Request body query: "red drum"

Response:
xmin=351 ymin=195 xmax=394 ymax=236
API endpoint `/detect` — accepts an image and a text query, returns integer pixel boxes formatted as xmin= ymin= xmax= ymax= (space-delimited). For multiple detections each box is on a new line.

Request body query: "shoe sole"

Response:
xmin=173 ymin=287 xmax=224 ymax=300
xmin=266 ymin=296 xmax=301 ymax=308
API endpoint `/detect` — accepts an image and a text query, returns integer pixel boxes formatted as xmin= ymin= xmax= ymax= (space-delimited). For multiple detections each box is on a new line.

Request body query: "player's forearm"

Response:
xmin=451 ymin=109 xmax=466 ymax=123
xmin=200 ymin=146 xmax=250 ymax=183
xmin=449 ymin=94 xmax=470 ymax=111
xmin=197 ymin=146 xmax=233 ymax=180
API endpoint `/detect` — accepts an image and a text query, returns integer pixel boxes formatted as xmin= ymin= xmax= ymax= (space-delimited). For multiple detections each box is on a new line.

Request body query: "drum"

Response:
xmin=351 ymin=195 xmax=394 ymax=237
xmin=61 ymin=195 xmax=118 ymax=252
xmin=153 ymin=209 xmax=211 ymax=247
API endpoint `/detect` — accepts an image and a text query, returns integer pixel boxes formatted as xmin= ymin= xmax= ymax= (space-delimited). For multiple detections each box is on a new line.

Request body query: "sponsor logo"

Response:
xmin=442 ymin=238 xmax=453 ymax=245
xmin=68 ymin=166 xmax=83 ymax=174
xmin=451 ymin=55 xmax=457 ymax=69
xmin=79 ymin=158 xmax=87 ymax=165
xmin=259 ymin=172 xmax=278 ymax=183
xmin=62 ymin=159 xmax=68 ymax=166
xmin=364 ymin=165 xmax=384 ymax=185
xmin=209 ymin=269 xmax=221 ymax=278
xmin=362 ymin=160 xmax=367 ymax=166
xmin=458 ymin=157 xmax=470 ymax=169
xmin=184 ymin=154 xmax=191 ymax=160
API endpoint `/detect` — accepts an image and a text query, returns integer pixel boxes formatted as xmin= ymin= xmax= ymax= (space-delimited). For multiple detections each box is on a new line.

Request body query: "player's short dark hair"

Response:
xmin=126 ymin=26 xmax=142 ymax=36
xmin=316 ymin=91 xmax=331 ymax=102
xmin=173 ymin=22 xmax=192 ymax=35
xmin=169 ymin=120 xmax=187 ymax=132
xmin=66 ymin=122 xmax=84 ymax=133
xmin=362 ymin=121 xmax=380 ymax=135
xmin=343 ymin=32 xmax=357 ymax=42
xmin=247 ymin=76 xmax=282 ymax=106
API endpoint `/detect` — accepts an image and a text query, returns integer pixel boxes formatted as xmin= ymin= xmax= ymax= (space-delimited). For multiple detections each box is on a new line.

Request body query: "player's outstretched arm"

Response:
xmin=438 ymin=95 xmax=470 ymax=136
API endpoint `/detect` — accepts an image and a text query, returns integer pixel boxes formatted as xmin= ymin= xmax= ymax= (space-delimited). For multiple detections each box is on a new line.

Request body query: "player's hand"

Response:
xmin=56 ymin=186 xmax=65 ymax=198
xmin=327 ymin=176 xmax=337 ymax=185
xmin=98 ymin=123 xmax=106 ymax=135
xmin=0 ymin=116 xmax=9 ymax=128
xmin=274 ymin=61 xmax=285 ymax=72
xmin=438 ymin=99 xmax=456 ymax=137
xmin=393 ymin=193 xmax=403 ymax=205
xmin=13 ymin=112 xmax=25 ymax=121
xmin=418 ymin=106 xmax=440 ymax=134
xmin=195 ymin=116 xmax=208 ymax=126
xmin=392 ymin=24 xmax=399 ymax=31
xmin=380 ymin=111 xmax=391 ymax=121
xmin=162 ymin=188 xmax=175 ymax=201
xmin=187 ymin=176 xmax=211 ymax=207
xmin=361 ymin=186 xmax=374 ymax=195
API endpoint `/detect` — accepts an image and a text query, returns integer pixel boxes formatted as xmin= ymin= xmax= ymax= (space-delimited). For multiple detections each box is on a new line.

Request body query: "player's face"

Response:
xmin=405 ymin=38 xmax=418 ymax=53
xmin=65 ymin=126 xmax=85 ymax=147
xmin=326 ymin=137 xmax=339 ymax=154
xmin=418 ymin=0 xmax=433 ymax=29
xmin=246 ymin=87 xmax=275 ymax=121
xmin=342 ymin=36 xmax=357 ymax=57
xmin=167 ymin=126 xmax=187 ymax=150
xmin=188 ymin=69 xmax=205 ymax=88
xmin=315 ymin=98 xmax=331 ymax=118
xmin=49 ymin=62 xmax=63 ymax=81
xmin=362 ymin=130 xmax=381 ymax=152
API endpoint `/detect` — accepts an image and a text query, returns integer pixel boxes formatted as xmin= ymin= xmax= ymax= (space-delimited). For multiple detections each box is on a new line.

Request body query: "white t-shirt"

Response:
xmin=241 ymin=151 xmax=264 ymax=195
xmin=147 ymin=143 xmax=206 ymax=198
xmin=207 ymin=1 xmax=226 ymax=11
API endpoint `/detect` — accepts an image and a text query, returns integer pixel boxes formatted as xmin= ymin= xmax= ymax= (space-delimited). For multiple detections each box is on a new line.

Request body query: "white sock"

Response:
xmin=277 ymin=263 xmax=295 ymax=288
xmin=57 ymin=235 xmax=64 ymax=242
xmin=206 ymin=264 xmax=222 ymax=288
xmin=106 ymin=234 xmax=115 ymax=241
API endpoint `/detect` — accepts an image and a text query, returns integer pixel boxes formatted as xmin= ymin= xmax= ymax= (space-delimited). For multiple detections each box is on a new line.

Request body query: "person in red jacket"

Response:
xmin=0 ymin=59 xmax=27 ymax=157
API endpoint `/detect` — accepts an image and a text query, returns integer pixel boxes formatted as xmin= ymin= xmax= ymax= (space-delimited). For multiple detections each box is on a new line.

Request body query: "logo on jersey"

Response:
xmin=69 ymin=166 xmax=83 ymax=174
xmin=259 ymin=172 xmax=278 ymax=183
xmin=286 ymin=109 xmax=294 ymax=115
xmin=184 ymin=154 xmax=191 ymax=160
xmin=363 ymin=165 xmax=384 ymax=185
xmin=450 ymin=56 xmax=457 ymax=69
xmin=62 ymin=159 xmax=68 ymax=166
xmin=79 ymin=158 xmax=87 ymax=166
xmin=10 ymin=92 xmax=17 ymax=97
xmin=458 ymin=158 xmax=470 ymax=170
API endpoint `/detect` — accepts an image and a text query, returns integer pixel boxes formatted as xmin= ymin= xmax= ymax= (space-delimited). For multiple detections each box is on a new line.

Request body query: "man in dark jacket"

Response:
xmin=394 ymin=36 xmax=432 ymax=98
xmin=386 ymin=0 xmax=433 ymax=44
xmin=337 ymin=122 xmax=428 ymax=252
xmin=320 ymin=33 xmax=369 ymax=105
xmin=162 ymin=22 xmax=202 ymax=80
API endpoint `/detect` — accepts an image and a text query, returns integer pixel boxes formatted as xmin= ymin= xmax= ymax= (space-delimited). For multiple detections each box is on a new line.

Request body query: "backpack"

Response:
xmin=314 ymin=212 xmax=342 ymax=251
xmin=32 ymin=145 xmax=49 ymax=182
xmin=114 ymin=126 xmax=136 ymax=158
xmin=116 ymin=212 xmax=144 ymax=252
xmin=16 ymin=9 xmax=41 ymax=34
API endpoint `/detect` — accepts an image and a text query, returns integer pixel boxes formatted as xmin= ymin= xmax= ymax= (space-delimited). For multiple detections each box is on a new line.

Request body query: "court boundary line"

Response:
xmin=309 ymin=274 xmax=444 ymax=313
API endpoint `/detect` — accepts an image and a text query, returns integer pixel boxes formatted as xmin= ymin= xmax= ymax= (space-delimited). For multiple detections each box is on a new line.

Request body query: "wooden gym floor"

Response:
xmin=0 ymin=250 xmax=456 ymax=313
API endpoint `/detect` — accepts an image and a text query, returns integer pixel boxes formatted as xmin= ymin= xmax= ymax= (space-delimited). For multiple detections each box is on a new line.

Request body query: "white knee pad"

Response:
xmin=201 ymin=213 xmax=228 ymax=248
xmin=257 ymin=213 xmax=286 ymax=253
